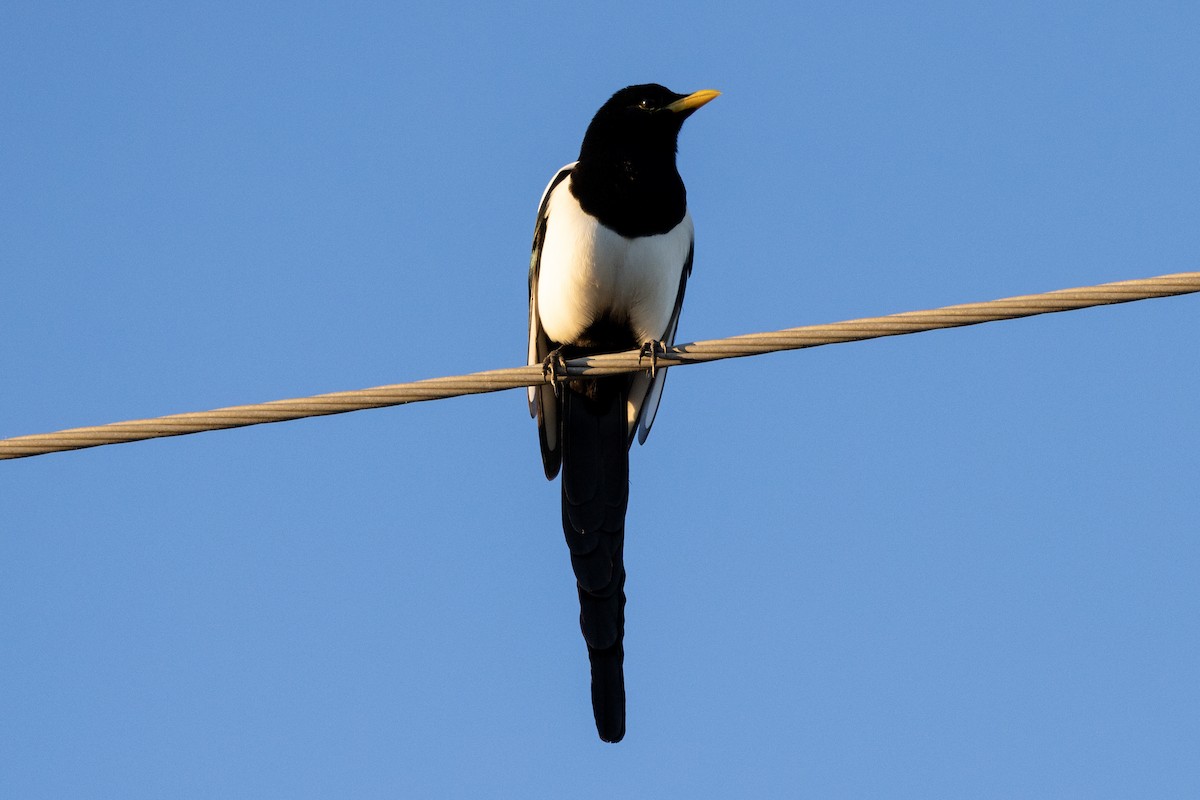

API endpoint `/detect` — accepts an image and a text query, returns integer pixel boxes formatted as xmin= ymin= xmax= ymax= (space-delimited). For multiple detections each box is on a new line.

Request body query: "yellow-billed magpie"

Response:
xmin=527 ymin=84 xmax=719 ymax=742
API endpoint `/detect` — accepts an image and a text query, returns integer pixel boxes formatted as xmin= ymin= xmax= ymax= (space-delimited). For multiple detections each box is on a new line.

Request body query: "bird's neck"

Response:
xmin=570 ymin=152 xmax=687 ymax=238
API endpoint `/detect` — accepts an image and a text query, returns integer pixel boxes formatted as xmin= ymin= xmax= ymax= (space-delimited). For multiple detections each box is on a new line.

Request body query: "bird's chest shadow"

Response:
xmin=556 ymin=314 xmax=639 ymax=400
xmin=574 ymin=313 xmax=638 ymax=353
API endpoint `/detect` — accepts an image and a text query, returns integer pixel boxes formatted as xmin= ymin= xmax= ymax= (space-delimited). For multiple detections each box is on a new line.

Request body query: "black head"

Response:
xmin=570 ymin=84 xmax=719 ymax=237
xmin=578 ymin=84 xmax=720 ymax=163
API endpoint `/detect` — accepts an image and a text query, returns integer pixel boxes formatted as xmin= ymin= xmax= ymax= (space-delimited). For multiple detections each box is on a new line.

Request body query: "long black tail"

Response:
xmin=560 ymin=376 xmax=629 ymax=743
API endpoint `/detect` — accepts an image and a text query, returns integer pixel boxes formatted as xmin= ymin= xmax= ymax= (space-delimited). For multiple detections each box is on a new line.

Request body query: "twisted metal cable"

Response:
xmin=3 ymin=271 xmax=1197 ymax=460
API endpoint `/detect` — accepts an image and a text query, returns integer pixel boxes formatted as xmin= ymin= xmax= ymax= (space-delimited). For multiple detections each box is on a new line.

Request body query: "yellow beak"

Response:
xmin=665 ymin=89 xmax=721 ymax=114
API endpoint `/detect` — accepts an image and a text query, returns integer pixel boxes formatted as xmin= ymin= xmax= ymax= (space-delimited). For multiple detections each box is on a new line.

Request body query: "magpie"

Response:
xmin=526 ymin=84 xmax=719 ymax=742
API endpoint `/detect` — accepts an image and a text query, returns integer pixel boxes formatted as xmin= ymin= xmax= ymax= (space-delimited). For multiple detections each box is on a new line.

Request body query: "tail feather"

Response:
xmin=560 ymin=377 xmax=629 ymax=743
xmin=586 ymin=633 xmax=626 ymax=743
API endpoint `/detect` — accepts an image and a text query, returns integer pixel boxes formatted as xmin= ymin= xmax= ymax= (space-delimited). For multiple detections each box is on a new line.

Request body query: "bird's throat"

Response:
xmin=570 ymin=157 xmax=687 ymax=238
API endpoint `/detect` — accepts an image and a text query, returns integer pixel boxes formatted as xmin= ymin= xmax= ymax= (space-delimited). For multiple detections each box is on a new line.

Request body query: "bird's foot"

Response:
xmin=542 ymin=348 xmax=568 ymax=397
xmin=638 ymin=340 xmax=668 ymax=378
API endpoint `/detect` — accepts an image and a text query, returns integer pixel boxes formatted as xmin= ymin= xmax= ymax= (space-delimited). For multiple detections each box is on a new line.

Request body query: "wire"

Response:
xmin=3 ymin=271 xmax=1197 ymax=460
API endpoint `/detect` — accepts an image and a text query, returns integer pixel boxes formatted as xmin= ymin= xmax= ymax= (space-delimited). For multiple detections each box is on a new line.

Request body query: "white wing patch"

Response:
xmin=528 ymin=164 xmax=576 ymax=410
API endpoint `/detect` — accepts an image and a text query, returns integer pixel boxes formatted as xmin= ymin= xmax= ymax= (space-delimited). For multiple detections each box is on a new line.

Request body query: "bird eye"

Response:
xmin=637 ymin=98 xmax=653 ymax=110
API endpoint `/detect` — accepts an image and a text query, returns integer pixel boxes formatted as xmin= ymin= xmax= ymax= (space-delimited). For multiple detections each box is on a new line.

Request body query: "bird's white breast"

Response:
xmin=536 ymin=178 xmax=693 ymax=347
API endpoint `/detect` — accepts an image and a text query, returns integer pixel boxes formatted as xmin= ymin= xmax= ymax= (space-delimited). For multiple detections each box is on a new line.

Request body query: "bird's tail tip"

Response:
xmin=589 ymin=644 xmax=626 ymax=743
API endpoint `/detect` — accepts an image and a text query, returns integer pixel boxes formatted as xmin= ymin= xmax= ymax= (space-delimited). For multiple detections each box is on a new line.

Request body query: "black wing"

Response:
xmin=528 ymin=163 xmax=575 ymax=479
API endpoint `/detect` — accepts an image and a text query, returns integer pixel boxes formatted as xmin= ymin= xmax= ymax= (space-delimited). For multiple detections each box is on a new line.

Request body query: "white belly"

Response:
xmin=536 ymin=179 xmax=693 ymax=346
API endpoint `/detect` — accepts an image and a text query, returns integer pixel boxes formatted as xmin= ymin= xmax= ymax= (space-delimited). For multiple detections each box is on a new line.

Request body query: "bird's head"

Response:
xmin=579 ymin=84 xmax=720 ymax=162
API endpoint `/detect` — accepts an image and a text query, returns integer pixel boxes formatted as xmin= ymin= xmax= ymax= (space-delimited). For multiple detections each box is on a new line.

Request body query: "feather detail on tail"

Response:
xmin=560 ymin=376 xmax=629 ymax=743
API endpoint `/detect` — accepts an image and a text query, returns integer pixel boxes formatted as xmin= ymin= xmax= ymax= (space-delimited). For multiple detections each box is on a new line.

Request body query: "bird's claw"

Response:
xmin=639 ymin=340 xmax=668 ymax=378
xmin=542 ymin=349 xmax=568 ymax=397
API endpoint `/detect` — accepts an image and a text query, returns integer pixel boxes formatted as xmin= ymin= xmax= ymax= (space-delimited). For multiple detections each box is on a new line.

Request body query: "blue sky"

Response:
xmin=3 ymin=2 xmax=1198 ymax=797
